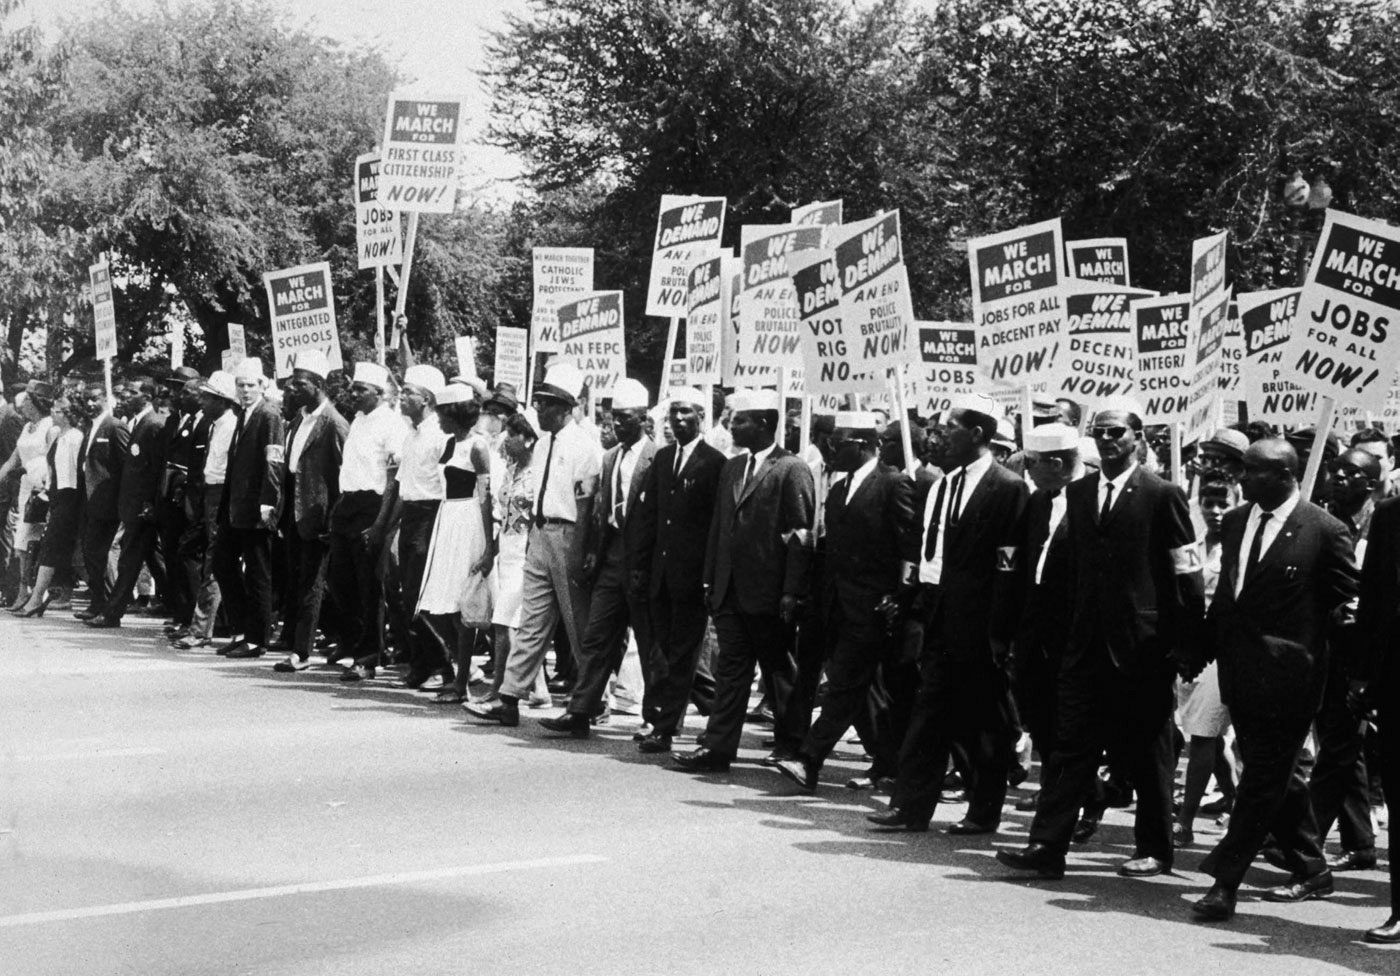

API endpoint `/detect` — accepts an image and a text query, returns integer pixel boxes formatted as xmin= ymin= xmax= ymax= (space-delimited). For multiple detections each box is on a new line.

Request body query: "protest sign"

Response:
xmin=738 ymin=224 xmax=824 ymax=368
xmin=788 ymin=249 xmax=885 ymax=397
xmin=1279 ymin=209 xmax=1400 ymax=412
xmin=1217 ymin=298 xmax=1244 ymax=414
xmin=170 ymin=325 xmax=183 ymax=369
xmin=532 ymin=247 xmax=594 ymax=354
xmin=910 ymin=322 xmax=979 ymax=418
xmin=1184 ymin=232 xmax=1229 ymax=442
xmin=263 ymin=262 xmax=342 ymax=379
xmin=227 ymin=323 xmax=246 ymax=364
xmin=378 ymin=94 xmax=464 ymax=213
xmin=454 ymin=336 xmax=478 ymax=378
xmin=1066 ymin=237 xmax=1131 ymax=286
xmin=1052 ymin=280 xmax=1155 ymax=406
xmin=968 ymin=218 xmax=1067 ymax=390
xmin=833 ymin=212 xmax=916 ymax=377
xmin=354 ymin=152 xmax=403 ymax=269
xmin=723 ymin=257 xmax=773 ymax=388
xmin=686 ymin=255 xmax=726 ymax=385
xmin=645 ymin=195 xmax=727 ymax=317
xmin=557 ymin=291 xmax=625 ymax=396
xmin=1133 ymin=293 xmax=1193 ymax=424
xmin=1238 ymin=288 xmax=1317 ymax=426
xmin=220 ymin=350 xmax=236 ymax=372
xmin=792 ymin=200 xmax=843 ymax=247
xmin=666 ymin=359 xmax=687 ymax=392
xmin=89 ymin=259 xmax=117 ymax=361
xmin=494 ymin=326 xmax=528 ymax=392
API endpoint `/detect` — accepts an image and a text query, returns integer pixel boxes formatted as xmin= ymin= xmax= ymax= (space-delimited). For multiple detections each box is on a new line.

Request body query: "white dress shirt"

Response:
xmin=533 ymin=420 xmax=602 ymax=522
xmin=919 ymin=452 xmax=994 ymax=585
xmin=397 ymin=411 xmax=449 ymax=502
xmin=1097 ymin=461 xmax=1138 ymax=516
xmin=52 ymin=428 xmax=83 ymax=490
xmin=610 ymin=439 xmax=642 ymax=528
xmin=671 ymin=435 xmax=699 ymax=478
xmin=844 ymin=457 xmax=878 ymax=502
xmin=340 ymin=403 xmax=409 ymax=493
xmin=287 ymin=400 xmax=328 ymax=474
xmin=203 ymin=411 xmax=237 ymax=485
xmin=1035 ymin=488 xmax=1069 ymax=585
xmin=1235 ymin=490 xmax=1301 ymax=597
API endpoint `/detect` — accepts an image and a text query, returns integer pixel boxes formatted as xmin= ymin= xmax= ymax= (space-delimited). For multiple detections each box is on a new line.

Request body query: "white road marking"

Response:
xmin=0 ymin=854 xmax=607 ymax=927
xmin=6 ymin=747 xmax=167 ymax=762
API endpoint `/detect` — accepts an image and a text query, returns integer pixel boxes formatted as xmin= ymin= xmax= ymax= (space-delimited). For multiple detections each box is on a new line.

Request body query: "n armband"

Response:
xmin=265 ymin=444 xmax=285 ymax=466
xmin=1169 ymin=542 xmax=1203 ymax=575
xmin=996 ymin=545 xmax=1020 ymax=572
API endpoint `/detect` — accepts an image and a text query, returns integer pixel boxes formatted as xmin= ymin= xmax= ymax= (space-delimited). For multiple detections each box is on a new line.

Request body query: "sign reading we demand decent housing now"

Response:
xmin=378 ymin=94 xmax=464 ymax=213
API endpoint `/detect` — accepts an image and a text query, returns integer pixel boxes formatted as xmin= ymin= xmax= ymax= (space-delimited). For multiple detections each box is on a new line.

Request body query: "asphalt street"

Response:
xmin=0 ymin=611 xmax=1393 ymax=976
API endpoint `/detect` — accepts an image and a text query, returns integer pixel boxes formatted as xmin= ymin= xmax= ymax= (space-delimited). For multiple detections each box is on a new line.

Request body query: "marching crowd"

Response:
xmin=3 ymin=345 xmax=1400 ymax=941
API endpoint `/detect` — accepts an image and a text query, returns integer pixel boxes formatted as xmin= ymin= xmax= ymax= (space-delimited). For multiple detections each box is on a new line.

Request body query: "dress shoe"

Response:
xmin=1007 ymin=764 xmax=1029 ymax=788
xmin=85 ymin=616 xmax=120 ymax=629
xmin=1119 ymin=856 xmax=1168 ymax=878
xmin=174 ymin=635 xmax=211 ymax=650
xmin=1072 ymin=815 xmax=1099 ymax=844
xmin=1199 ymin=795 xmax=1232 ymax=816
xmin=1172 ymin=823 xmax=1195 ymax=848
xmin=538 ymin=712 xmax=590 ymax=738
xmin=400 ymin=673 xmax=431 ymax=690
xmin=671 ymin=747 xmax=732 ymax=772
xmin=13 ymin=600 xmax=50 ymax=618
xmin=526 ymin=694 xmax=553 ymax=709
xmin=463 ymin=699 xmax=520 ymax=727
xmin=1364 ymin=915 xmax=1400 ymax=944
xmin=632 ymin=723 xmax=654 ymax=742
xmin=774 ymin=757 xmax=817 ymax=792
xmin=225 ymin=643 xmax=266 ymax=659
xmin=995 ymin=843 xmax=1066 ymax=879
xmin=1190 ymin=884 xmax=1238 ymax=922
xmin=215 ymin=639 xmax=247 ymax=657
xmin=432 ymin=690 xmax=465 ymax=704
xmin=762 ymin=747 xmax=796 ymax=767
xmin=1262 ymin=869 xmax=1334 ymax=902
xmin=272 ymin=655 xmax=310 ymax=673
xmin=947 ymin=819 xmax=997 ymax=836
xmin=546 ymin=677 xmax=574 ymax=694
xmin=866 ymin=807 xmax=930 ymax=832
xmin=1015 ymin=791 xmax=1040 ymax=812
xmin=415 ymin=674 xmax=446 ymax=691
xmin=846 ymin=772 xmax=877 ymax=791
xmin=73 ymin=608 xmax=101 ymax=621
xmin=590 ymin=706 xmax=612 ymax=726
xmin=341 ymin=664 xmax=375 ymax=682
xmin=1326 ymin=849 xmax=1377 ymax=872
xmin=637 ymin=733 xmax=673 ymax=754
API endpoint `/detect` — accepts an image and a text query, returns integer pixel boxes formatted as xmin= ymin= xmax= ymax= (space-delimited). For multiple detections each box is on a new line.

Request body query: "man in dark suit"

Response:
xmin=540 ymin=378 xmax=657 ymax=736
xmin=272 ymin=350 xmax=349 ymax=673
xmin=88 ymin=378 xmax=167 ymax=627
xmin=75 ymin=382 xmax=129 ymax=619
xmin=1191 ymin=438 xmax=1359 ymax=921
xmin=672 ymin=388 xmax=815 ymax=771
xmin=867 ymin=394 xmax=1027 ymax=832
xmin=630 ymin=387 xmax=724 ymax=753
xmin=214 ymin=357 xmax=286 ymax=658
xmin=156 ymin=371 xmax=204 ymax=636
xmin=999 ymin=395 xmax=1205 ymax=880
xmin=774 ymin=411 xmax=918 ymax=791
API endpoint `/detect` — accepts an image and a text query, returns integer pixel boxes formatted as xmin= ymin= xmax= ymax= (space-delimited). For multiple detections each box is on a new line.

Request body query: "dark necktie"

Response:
xmin=947 ymin=470 xmax=966 ymax=527
xmin=533 ymin=433 xmax=557 ymax=528
xmin=673 ymin=445 xmax=684 ymax=479
xmin=231 ymin=408 xmax=246 ymax=454
xmin=743 ymin=454 xmax=756 ymax=490
xmin=923 ymin=476 xmax=950 ymax=561
xmin=1100 ymin=480 xmax=1115 ymax=523
xmin=613 ymin=446 xmax=628 ymax=526
xmin=1243 ymin=510 xmax=1272 ymax=587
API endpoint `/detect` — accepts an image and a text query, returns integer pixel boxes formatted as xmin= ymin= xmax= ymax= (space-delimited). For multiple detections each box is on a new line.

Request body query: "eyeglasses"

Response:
xmin=1090 ymin=425 xmax=1129 ymax=440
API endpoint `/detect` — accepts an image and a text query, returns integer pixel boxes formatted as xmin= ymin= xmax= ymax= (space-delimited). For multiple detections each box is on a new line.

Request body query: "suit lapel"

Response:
xmin=1239 ymin=503 xmax=1304 ymax=599
xmin=737 ymin=448 xmax=781 ymax=508
xmin=1099 ymin=466 xmax=1140 ymax=529
xmin=624 ymin=441 xmax=654 ymax=518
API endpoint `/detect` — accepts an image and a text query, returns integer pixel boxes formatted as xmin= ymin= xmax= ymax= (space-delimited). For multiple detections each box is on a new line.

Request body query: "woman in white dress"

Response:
xmin=0 ymin=383 xmax=57 ymax=610
xmin=10 ymin=396 xmax=82 ymax=615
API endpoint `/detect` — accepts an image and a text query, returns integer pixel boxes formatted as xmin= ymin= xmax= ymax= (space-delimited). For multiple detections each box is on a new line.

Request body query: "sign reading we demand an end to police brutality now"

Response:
xmin=646 ymin=195 xmax=727 ymax=318
xmin=354 ymin=153 xmax=402 ymax=269
xmin=1279 ymin=209 xmax=1400 ymax=412
xmin=557 ymin=291 xmax=625 ymax=397
xmin=379 ymin=94 xmax=464 ymax=213
xmin=686 ymin=254 xmax=727 ymax=386
xmin=968 ymin=218 xmax=1067 ymax=393
xmin=738 ymin=223 xmax=824 ymax=368
xmin=263 ymin=262 xmax=342 ymax=379
xmin=834 ymin=211 xmax=916 ymax=379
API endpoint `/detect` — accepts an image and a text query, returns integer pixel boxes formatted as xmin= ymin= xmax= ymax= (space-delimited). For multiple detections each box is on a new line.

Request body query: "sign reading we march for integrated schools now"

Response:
xmin=1066 ymin=238 xmax=1130 ymax=286
xmin=354 ymin=153 xmax=402 ymax=269
xmin=378 ymin=94 xmax=464 ymax=213
xmin=968 ymin=218 xmax=1067 ymax=390
xmin=738 ymin=223 xmax=824 ymax=368
xmin=557 ymin=291 xmax=625 ymax=396
xmin=263 ymin=262 xmax=342 ymax=379
xmin=646 ymin=195 xmax=727 ymax=317
xmin=1279 ymin=209 xmax=1400 ymax=412
xmin=89 ymin=259 xmax=117 ymax=360
xmin=532 ymin=248 xmax=593 ymax=353
xmin=1134 ymin=293 xmax=1192 ymax=424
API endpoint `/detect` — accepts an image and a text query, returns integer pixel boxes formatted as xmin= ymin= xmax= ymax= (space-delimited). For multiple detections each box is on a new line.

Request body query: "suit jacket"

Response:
xmin=824 ymin=462 xmax=919 ymax=612
xmin=288 ymin=403 xmax=349 ymax=540
xmin=224 ymin=397 xmax=286 ymax=530
xmin=1210 ymin=498 xmax=1358 ymax=719
xmin=79 ymin=413 xmax=129 ymax=522
xmin=116 ymin=411 xmax=166 ymax=525
xmin=1063 ymin=465 xmax=1205 ymax=676
xmin=925 ymin=459 xmax=1028 ymax=659
xmin=704 ymin=444 xmax=815 ymax=616
xmin=586 ymin=436 xmax=656 ymax=570
xmin=633 ymin=438 xmax=725 ymax=602
xmin=1013 ymin=484 xmax=1075 ymax=662
xmin=1357 ymin=494 xmax=1400 ymax=695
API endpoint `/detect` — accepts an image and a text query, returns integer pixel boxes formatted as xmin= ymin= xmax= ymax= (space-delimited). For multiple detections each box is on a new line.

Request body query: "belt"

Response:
xmin=532 ymin=516 xmax=574 ymax=527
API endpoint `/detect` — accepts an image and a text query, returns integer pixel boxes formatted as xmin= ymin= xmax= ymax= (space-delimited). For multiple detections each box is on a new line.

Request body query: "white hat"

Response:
xmin=403 ymin=364 xmax=446 ymax=397
xmin=946 ymin=392 xmax=1002 ymax=422
xmin=992 ymin=417 xmax=1018 ymax=449
xmin=535 ymin=362 xmax=585 ymax=406
xmin=667 ymin=386 xmax=705 ymax=410
xmin=611 ymin=377 xmax=651 ymax=411
xmin=834 ymin=410 xmax=879 ymax=432
xmin=1025 ymin=422 xmax=1079 ymax=453
xmin=436 ymin=382 xmax=476 ymax=406
xmin=451 ymin=375 xmax=489 ymax=399
xmin=731 ymin=388 xmax=781 ymax=413
xmin=232 ymin=357 xmax=266 ymax=382
xmin=352 ymin=362 xmax=390 ymax=390
xmin=199 ymin=370 xmax=238 ymax=403
xmin=289 ymin=348 xmax=330 ymax=379
xmin=1094 ymin=395 xmax=1145 ymax=422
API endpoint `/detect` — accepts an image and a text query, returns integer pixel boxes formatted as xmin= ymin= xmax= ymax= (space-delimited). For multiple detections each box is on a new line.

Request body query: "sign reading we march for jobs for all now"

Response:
xmin=968 ymin=218 xmax=1067 ymax=391
xmin=354 ymin=153 xmax=402 ymax=269
xmin=646 ymin=196 xmax=726 ymax=318
xmin=263 ymin=262 xmax=342 ymax=379
xmin=378 ymin=94 xmax=464 ymax=213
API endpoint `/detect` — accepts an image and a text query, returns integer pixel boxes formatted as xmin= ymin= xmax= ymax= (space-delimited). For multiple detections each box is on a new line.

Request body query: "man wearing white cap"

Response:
xmin=672 ymin=388 xmax=816 ymax=772
xmin=331 ymin=362 xmax=410 ymax=680
xmin=1000 ymin=394 xmax=1205 ymax=881
xmin=466 ymin=362 xmax=601 ymax=727
xmin=213 ymin=357 xmax=286 ymax=658
xmin=540 ymin=377 xmax=656 ymax=737
xmin=271 ymin=350 xmax=349 ymax=672
xmin=630 ymin=386 xmax=725 ymax=752
xmin=866 ymin=393 xmax=1028 ymax=832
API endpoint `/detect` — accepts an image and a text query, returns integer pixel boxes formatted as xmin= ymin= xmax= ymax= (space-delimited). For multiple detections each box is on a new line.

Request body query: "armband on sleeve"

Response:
xmin=1169 ymin=542 xmax=1203 ymax=575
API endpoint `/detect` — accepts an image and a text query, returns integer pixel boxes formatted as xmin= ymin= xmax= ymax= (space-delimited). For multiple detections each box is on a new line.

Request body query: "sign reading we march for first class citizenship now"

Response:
xmin=1279 ymin=209 xmax=1400 ymax=412
xmin=968 ymin=217 xmax=1067 ymax=390
xmin=646 ymin=195 xmax=727 ymax=317
xmin=263 ymin=262 xmax=342 ymax=379
xmin=378 ymin=94 xmax=464 ymax=213
xmin=354 ymin=152 xmax=402 ymax=269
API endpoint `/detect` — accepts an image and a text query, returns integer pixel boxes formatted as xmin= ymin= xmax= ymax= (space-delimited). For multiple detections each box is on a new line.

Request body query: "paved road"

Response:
xmin=0 ymin=611 xmax=1393 ymax=975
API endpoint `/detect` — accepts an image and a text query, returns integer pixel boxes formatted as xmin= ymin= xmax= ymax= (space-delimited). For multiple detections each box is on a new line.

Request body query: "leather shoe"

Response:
xmin=73 ymin=608 xmax=102 ymax=621
xmin=774 ymin=757 xmax=817 ymax=792
xmin=215 ymin=640 xmax=247 ymax=657
xmin=1172 ymin=823 xmax=1195 ymax=848
xmin=671 ymin=747 xmax=731 ymax=772
xmin=1072 ymin=815 xmax=1100 ymax=844
xmin=225 ymin=643 xmax=266 ymax=659
xmin=762 ymin=747 xmax=796 ymax=767
xmin=632 ymin=723 xmax=654 ymax=742
xmin=995 ymin=843 xmax=1065 ymax=879
xmin=1119 ymin=856 xmax=1168 ymax=878
xmin=947 ymin=819 xmax=997 ymax=836
xmin=272 ymin=655 xmax=309 ymax=673
xmin=1326 ymin=849 xmax=1377 ymax=872
xmin=1015 ymin=791 xmax=1040 ymax=812
xmin=1364 ymin=915 xmax=1400 ymax=944
xmin=1262 ymin=869 xmax=1333 ymax=902
xmin=637 ymin=733 xmax=672 ymax=754
xmin=538 ymin=713 xmax=590 ymax=738
xmin=341 ymin=664 xmax=374 ymax=682
xmin=1191 ymin=884 xmax=1238 ymax=922
xmin=866 ymin=807 xmax=930 ymax=832
xmin=463 ymin=699 xmax=520 ymax=727
xmin=85 ymin=616 xmax=120 ymax=629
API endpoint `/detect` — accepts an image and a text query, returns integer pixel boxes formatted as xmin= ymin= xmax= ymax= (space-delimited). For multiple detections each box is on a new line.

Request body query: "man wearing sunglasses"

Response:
xmin=999 ymin=395 xmax=1205 ymax=881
